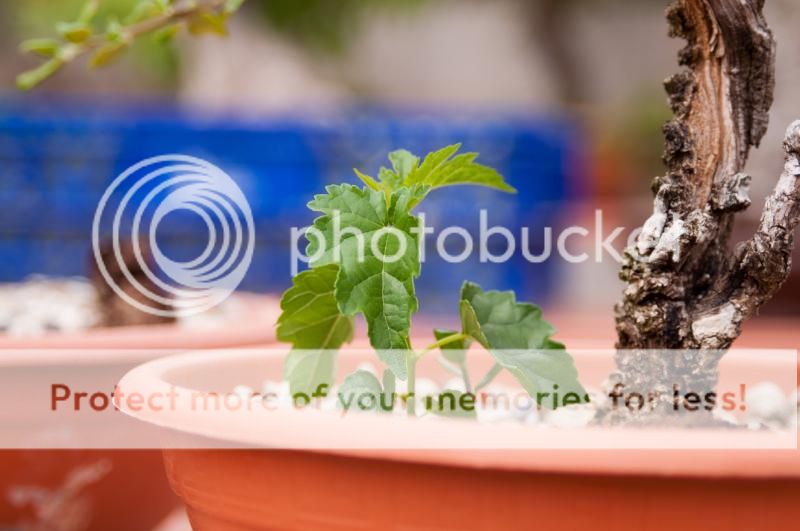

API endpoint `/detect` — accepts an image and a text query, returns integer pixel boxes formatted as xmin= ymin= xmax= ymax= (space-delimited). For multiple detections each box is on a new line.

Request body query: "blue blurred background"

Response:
xmin=1 ymin=0 xmax=798 ymax=317
xmin=0 ymin=98 xmax=584 ymax=311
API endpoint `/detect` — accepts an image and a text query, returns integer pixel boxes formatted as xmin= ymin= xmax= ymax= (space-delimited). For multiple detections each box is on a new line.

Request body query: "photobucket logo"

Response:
xmin=291 ymin=209 xmax=642 ymax=274
xmin=92 ymin=155 xmax=255 ymax=317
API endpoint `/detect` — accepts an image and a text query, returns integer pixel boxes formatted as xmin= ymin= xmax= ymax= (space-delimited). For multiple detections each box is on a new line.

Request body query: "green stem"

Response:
xmin=435 ymin=356 xmax=462 ymax=377
xmin=406 ymin=354 xmax=417 ymax=416
xmin=461 ymin=364 xmax=473 ymax=394
xmin=18 ymin=0 xmax=242 ymax=90
xmin=474 ymin=363 xmax=502 ymax=393
xmin=415 ymin=333 xmax=473 ymax=400
xmin=417 ymin=333 xmax=470 ymax=359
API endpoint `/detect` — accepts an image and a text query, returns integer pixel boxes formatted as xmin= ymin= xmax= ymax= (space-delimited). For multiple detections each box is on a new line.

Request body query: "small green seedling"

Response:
xmin=277 ymin=145 xmax=588 ymax=417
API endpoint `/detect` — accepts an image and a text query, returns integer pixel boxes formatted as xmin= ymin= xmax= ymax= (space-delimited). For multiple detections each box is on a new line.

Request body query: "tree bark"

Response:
xmin=611 ymin=0 xmax=800 ymax=405
xmin=526 ymin=0 xmax=585 ymax=105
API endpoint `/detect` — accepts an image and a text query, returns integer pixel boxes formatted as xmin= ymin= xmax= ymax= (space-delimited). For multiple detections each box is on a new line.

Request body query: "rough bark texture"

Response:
xmin=611 ymin=0 xmax=800 ymax=404
xmin=90 ymin=239 xmax=175 ymax=327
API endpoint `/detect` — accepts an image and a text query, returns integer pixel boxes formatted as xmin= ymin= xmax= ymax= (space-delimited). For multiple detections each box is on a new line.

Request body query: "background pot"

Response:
xmin=117 ymin=326 xmax=800 ymax=531
xmin=0 ymin=293 xmax=280 ymax=531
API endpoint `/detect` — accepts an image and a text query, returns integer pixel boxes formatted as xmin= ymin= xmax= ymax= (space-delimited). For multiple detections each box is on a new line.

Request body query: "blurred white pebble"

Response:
xmin=0 ymin=278 xmax=268 ymax=336
xmin=443 ymin=378 xmax=467 ymax=393
xmin=414 ymin=378 xmax=440 ymax=399
xmin=745 ymin=382 xmax=791 ymax=426
xmin=0 ymin=277 xmax=100 ymax=336
xmin=543 ymin=405 xmax=597 ymax=429
xmin=232 ymin=385 xmax=255 ymax=399
xmin=261 ymin=381 xmax=293 ymax=406
xmin=355 ymin=362 xmax=378 ymax=376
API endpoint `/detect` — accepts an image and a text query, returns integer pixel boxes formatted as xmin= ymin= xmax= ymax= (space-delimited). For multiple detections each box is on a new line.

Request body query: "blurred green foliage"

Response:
xmin=15 ymin=0 xmax=180 ymax=85
xmin=13 ymin=0 xmax=425 ymax=89
xmin=254 ymin=0 xmax=425 ymax=54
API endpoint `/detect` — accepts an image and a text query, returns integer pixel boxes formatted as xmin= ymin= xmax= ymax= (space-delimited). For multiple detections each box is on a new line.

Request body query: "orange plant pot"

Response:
xmin=0 ymin=450 xmax=176 ymax=531
xmin=116 ymin=324 xmax=800 ymax=531
xmin=162 ymin=448 xmax=798 ymax=531
xmin=0 ymin=293 xmax=280 ymax=531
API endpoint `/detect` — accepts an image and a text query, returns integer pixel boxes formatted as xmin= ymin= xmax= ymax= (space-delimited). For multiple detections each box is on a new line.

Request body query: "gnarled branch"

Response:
xmin=616 ymin=0 xmax=800 ymax=352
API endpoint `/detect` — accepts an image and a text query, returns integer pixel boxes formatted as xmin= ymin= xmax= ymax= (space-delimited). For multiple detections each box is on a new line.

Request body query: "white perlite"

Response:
xmin=0 ymin=277 xmax=263 ymax=336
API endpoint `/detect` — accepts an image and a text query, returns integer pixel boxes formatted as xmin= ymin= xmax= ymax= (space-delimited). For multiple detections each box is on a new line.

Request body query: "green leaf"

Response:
xmin=283 ymin=350 xmax=335 ymax=400
xmin=405 ymin=144 xmax=516 ymax=194
xmin=306 ymin=184 xmax=421 ymax=379
xmin=458 ymin=282 xmax=587 ymax=408
xmin=277 ymin=265 xmax=354 ymax=396
xmin=405 ymin=183 xmax=432 ymax=210
xmin=363 ymin=149 xmax=419 ymax=194
xmin=105 ymin=18 xmax=125 ymax=42
xmin=78 ymin=0 xmax=100 ymax=23
xmin=225 ymin=0 xmax=247 ymax=13
xmin=337 ymin=368 xmax=397 ymax=413
xmin=388 ymin=149 xmax=419 ymax=181
xmin=433 ymin=328 xmax=471 ymax=364
xmin=277 ymin=265 xmax=354 ymax=348
xmin=459 ymin=299 xmax=488 ymax=347
xmin=353 ymin=168 xmax=381 ymax=191
xmin=56 ymin=21 xmax=93 ymax=43
xmin=460 ymin=282 xmax=554 ymax=350
xmin=20 ymin=39 xmax=61 ymax=58
xmin=188 ymin=12 xmax=229 ymax=36
xmin=89 ymin=42 xmax=128 ymax=69
xmin=352 ymin=146 xmax=509 ymax=209
xmin=337 ymin=370 xmax=389 ymax=412
xmin=125 ymin=0 xmax=158 ymax=24
xmin=16 ymin=58 xmax=64 ymax=91
xmin=425 ymin=390 xmax=477 ymax=419
xmin=371 ymin=350 xmax=410 ymax=384
xmin=152 ymin=24 xmax=180 ymax=43
xmin=378 ymin=166 xmax=403 ymax=191
xmin=489 ymin=341 xmax=588 ymax=408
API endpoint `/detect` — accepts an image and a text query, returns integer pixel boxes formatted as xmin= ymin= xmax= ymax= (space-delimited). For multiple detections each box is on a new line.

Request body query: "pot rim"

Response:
xmin=0 ymin=293 xmax=279 ymax=354
xmin=116 ymin=347 xmax=800 ymax=479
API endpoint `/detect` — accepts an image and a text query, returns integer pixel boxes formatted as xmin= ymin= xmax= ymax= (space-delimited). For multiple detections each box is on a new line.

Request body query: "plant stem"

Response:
xmin=18 ymin=0 xmax=241 ymax=90
xmin=123 ymin=0 xmax=229 ymax=38
xmin=406 ymin=354 xmax=417 ymax=416
xmin=474 ymin=363 xmax=502 ymax=393
xmin=77 ymin=0 xmax=230 ymax=59
xmin=435 ymin=356 xmax=462 ymax=377
xmin=417 ymin=333 xmax=470 ymax=360
xmin=414 ymin=333 xmax=473 ymax=399
xmin=461 ymin=364 xmax=473 ymax=394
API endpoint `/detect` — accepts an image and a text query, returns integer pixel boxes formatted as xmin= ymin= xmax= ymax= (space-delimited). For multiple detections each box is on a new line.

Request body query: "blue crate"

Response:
xmin=0 ymin=97 xmax=586 ymax=309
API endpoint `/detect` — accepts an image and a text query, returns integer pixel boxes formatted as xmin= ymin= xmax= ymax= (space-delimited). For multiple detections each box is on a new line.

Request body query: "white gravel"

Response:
xmin=243 ymin=378 xmax=799 ymax=431
xmin=0 ymin=277 xmax=259 ymax=336
xmin=0 ymin=277 xmax=100 ymax=335
xmin=745 ymin=382 xmax=795 ymax=430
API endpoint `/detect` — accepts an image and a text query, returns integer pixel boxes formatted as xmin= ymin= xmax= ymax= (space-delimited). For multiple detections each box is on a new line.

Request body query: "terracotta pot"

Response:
xmin=0 ymin=450 xmax=176 ymax=531
xmin=117 ymin=336 xmax=799 ymax=531
xmin=0 ymin=293 xmax=280 ymax=531
xmin=0 ymin=293 xmax=281 ymax=351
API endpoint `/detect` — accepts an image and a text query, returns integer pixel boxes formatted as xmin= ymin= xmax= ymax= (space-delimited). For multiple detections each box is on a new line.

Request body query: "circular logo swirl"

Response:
xmin=92 ymin=155 xmax=255 ymax=318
